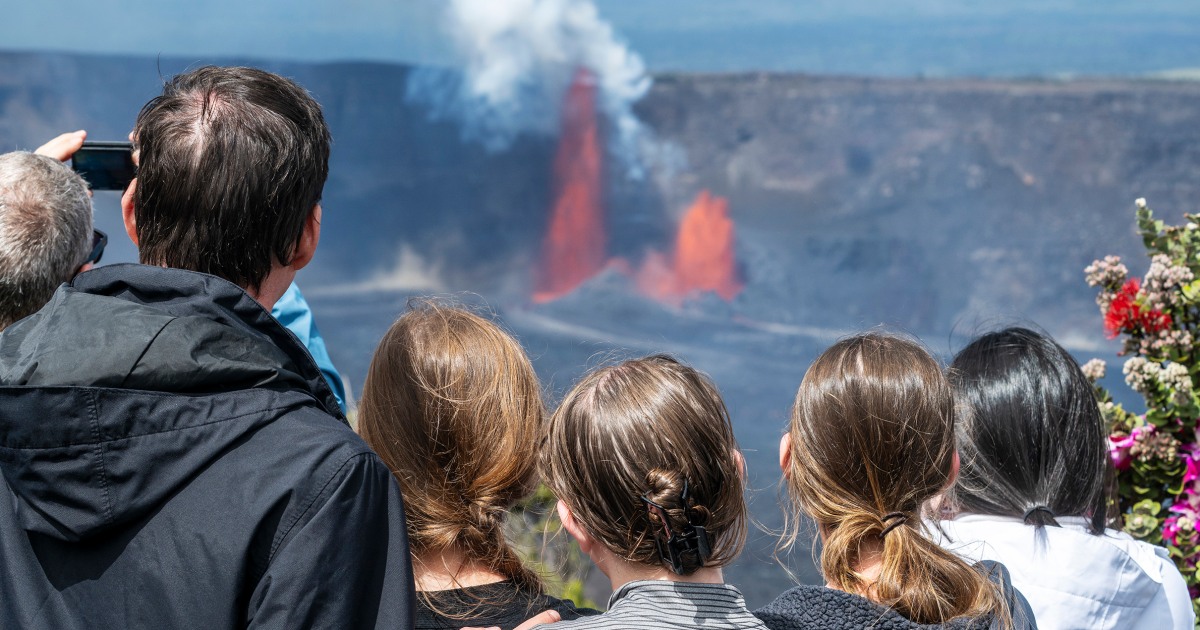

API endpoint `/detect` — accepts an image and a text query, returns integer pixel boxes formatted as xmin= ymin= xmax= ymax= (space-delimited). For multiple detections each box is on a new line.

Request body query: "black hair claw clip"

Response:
xmin=641 ymin=479 xmax=712 ymax=575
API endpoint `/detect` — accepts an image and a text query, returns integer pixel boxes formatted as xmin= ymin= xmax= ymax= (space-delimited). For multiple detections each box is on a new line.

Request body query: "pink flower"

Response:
xmin=1164 ymin=501 xmax=1197 ymax=548
xmin=1185 ymin=455 xmax=1200 ymax=485
xmin=1164 ymin=499 xmax=1200 ymax=556
xmin=1164 ymin=515 xmax=1180 ymax=546
xmin=1179 ymin=451 xmax=1200 ymax=509
xmin=1109 ymin=429 xmax=1143 ymax=471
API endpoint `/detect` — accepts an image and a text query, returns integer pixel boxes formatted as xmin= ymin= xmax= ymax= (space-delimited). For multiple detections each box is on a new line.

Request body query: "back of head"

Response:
xmin=132 ymin=66 xmax=330 ymax=291
xmin=542 ymin=355 xmax=748 ymax=576
xmin=357 ymin=303 xmax=543 ymax=592
xmin=948 ymin=327 xmax=1109 ymax=532
xmin=787 ymin=333 xmax=1005 ymax=623
xmin=0 ymin=152 xmax=92 ymax=330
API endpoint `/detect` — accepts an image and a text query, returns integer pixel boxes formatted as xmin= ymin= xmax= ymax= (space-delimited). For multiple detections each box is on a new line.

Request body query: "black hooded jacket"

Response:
xmin=0 ymin=264 xmax=415 ymax=629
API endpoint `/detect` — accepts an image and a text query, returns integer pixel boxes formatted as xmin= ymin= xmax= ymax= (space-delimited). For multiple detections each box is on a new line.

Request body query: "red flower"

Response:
xmin=1104 ymin=278 xmax=1172 ymax=338
xmin=1141 ymin=309 xmax=1173 ymax=335
xmin=1105 ymin=279 xmax=1141 ymax=338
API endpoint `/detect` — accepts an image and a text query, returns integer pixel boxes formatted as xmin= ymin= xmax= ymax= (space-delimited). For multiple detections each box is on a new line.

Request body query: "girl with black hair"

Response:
xmin=935 ymin=327 xmax=1193 ymax=629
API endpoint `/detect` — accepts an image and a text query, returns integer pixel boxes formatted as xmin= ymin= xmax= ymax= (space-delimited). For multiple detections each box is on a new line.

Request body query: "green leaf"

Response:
xmin=1146 ymin=408 xmax=1173 ymax=427
xmin=1183 ymin=280 xmax=1200 ymax=303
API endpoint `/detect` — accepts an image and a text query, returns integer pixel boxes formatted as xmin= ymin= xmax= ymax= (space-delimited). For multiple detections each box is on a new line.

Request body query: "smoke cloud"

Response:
xmin=407 ymin=0 xmax=651 ymax=167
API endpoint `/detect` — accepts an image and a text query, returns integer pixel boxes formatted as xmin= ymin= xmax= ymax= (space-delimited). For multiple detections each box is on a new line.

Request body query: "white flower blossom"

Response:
xmin=1084 ymin=256 xmax=1129 ymax=309
xmin=1162 ymin=362 xmax=1194 ymax=406
xmin=1123 ymin=357 xmax=1160 ymax=393
xmin=1143 ymin=254 xmax=1193 ymax=310
xmin=1081 ymin=358 xmax=1106 ymax=382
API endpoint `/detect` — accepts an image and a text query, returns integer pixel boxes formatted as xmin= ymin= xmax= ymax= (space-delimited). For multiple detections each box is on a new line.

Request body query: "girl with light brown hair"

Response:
xmin=756 ymin=333 xmax=1037 ymax=630
xmin=357 ymin=303 xmax=594 ymax=629
xmin=534 ymin=354 xmax=767 ymax=630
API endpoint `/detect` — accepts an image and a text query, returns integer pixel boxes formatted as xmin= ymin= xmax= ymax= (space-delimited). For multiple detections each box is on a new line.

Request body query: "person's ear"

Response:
xmin=121 ymin=178 xmax=138 ymax=247
xmin=733 ymin=449 xmax=747 ymax=483
xmin=288 ymin=203 xmax=322 ymax=271
xmin=779 ymin=433 xmax=792 ymax=479
xmin=945 ymin=450 xmax=960 ymax=490
xmin=557 ymin=499 xmax=593 ymax=554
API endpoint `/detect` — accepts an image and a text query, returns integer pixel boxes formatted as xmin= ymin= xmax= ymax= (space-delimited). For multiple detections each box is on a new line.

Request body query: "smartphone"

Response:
xmin=72 ymin=141 xmax=135 ymax=191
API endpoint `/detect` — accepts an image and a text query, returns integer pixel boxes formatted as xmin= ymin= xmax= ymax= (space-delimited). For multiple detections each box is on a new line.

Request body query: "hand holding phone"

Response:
xmin=72 ymin=141 xmax=135 ymax=191
xmin=35 ymin=130 xmax=87 ymax=162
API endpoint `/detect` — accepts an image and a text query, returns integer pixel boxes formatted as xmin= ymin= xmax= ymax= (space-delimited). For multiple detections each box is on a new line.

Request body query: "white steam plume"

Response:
xmin=407 ymin=0 xmax=652 ymax=169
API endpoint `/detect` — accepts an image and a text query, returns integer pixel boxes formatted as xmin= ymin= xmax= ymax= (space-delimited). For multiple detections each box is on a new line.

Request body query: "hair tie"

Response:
xmin=641 ymin=479 xmax=712 ymax=575
xmin=878 ymin=512 xmax=908 ymax=538
xmin=1023 ymin=505 xmax=1057 ymax=523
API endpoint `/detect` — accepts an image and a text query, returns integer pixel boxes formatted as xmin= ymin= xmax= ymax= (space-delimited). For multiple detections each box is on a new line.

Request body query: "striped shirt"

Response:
xmin=539 ymin=581 xmax=768 ymax=629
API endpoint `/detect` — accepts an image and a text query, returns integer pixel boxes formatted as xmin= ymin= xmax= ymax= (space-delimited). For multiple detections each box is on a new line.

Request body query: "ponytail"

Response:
xmin=390 ymin=489 xmax=543 ymax=616
xmin=840 ymin=514 xmax=1001 ymax=623
xmin=459 ymin=498 xmax=542 ymax=593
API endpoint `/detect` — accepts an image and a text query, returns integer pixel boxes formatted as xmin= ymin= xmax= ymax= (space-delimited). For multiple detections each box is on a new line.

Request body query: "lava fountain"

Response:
xmin=635 ymin=190 xmax=744 ymax=305
xmin=532 ymin=70 xmax=606 ymax=303
xmin=532 ymin=71 xmax=743 ymax=306
xmin=671 ymin=190 xmax=743 ymax=300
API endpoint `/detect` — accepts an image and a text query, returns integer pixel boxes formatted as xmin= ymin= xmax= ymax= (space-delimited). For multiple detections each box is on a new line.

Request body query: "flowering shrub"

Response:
xmin=1086 ymin=199 xmax=1200 ymax=614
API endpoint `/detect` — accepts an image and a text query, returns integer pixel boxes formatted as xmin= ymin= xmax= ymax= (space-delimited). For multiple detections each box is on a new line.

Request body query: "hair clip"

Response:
xmin=640 ymin=479 xmax=712 ymax=575
xmin=879 ymin=512 xmax=908 ymax=538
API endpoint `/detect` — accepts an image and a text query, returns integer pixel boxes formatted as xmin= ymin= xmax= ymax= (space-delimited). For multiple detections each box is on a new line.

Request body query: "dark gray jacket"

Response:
xmin=755 ymin=561 xmax=1037 ymax=630
xmin=0 ymin=264 xmax=415 ymax=629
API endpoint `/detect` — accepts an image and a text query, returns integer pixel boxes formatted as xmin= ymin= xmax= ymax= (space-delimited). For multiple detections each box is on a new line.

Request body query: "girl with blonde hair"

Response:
xmin=757 ymin=333 xmax=1036 ymax=629
xmin=358 ymin=303 xmax=594 ymax=629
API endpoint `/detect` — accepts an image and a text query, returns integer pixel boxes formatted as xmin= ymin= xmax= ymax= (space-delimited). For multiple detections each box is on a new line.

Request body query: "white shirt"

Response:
xmin=931 ymin=514 xmax=1194 ymax=630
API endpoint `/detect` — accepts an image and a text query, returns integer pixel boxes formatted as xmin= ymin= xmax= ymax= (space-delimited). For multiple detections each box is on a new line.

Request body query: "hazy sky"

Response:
xmin=3 ymin=0 xmax=1199 ymax=76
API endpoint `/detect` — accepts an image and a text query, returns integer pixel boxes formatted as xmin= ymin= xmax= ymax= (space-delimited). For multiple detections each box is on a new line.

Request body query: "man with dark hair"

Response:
xmin=0 ymin=67 xmax=415 ymax=629
xmin=0 ymin=149 xmax=100 ymax=331
xmin=126 ymin=65 xmax=330 ymax=296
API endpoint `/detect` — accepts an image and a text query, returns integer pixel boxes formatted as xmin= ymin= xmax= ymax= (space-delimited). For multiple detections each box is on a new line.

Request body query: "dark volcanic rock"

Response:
xmin=637 ymin=73 xmax=1200 ymax=338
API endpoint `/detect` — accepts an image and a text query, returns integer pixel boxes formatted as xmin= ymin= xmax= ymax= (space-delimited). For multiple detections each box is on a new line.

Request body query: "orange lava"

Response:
xmin=635 ymin=190 xmax=743 ymax=305
xmin=532 ymin=70 xmax=606 ymax=303
xmin=672 ymin=190 xmax=742 ymax=300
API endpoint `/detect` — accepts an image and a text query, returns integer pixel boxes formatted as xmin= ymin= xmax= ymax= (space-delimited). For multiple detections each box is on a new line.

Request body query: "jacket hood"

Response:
xmin=0 ymin=264 xmax=346 ymax=542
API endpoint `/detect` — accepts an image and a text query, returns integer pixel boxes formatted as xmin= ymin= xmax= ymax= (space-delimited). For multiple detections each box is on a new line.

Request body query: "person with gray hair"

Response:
xmin=0 ymin=148 xmax=100 ymax=330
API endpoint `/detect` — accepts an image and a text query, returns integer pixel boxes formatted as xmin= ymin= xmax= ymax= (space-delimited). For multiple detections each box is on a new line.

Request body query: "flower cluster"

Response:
xmin=1144 ymin=254 xmax=1195 ymax=311
xmin=1164 ymin=363 xmax=1195 ymax=406
xmin=1110 ymin=426 xmax=1149 ymax=471
xmin=1123 ymin=357 xmax=1159 ymax=393
xmin=1081 ymin=358 xmax=1107 ymax=382
xmin=1086 ymin=255 xmax=1129 ymax=309
xmin=1104 ymin=279 xmax=1173 ymax=340
xmin=1087 ymin=199 xmax=1200 ymax=621
xmin=1138 ymin=328 xmax=1196 ymax=360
